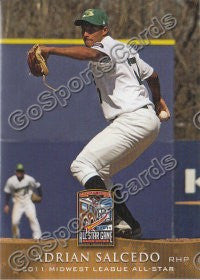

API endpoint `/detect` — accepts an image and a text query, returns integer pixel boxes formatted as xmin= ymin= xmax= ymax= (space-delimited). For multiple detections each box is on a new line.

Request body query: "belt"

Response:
xmin=110 ymin=105 xmax=149 ymax=122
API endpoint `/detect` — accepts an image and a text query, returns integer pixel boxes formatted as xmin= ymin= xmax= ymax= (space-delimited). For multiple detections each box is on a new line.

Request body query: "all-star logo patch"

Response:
xmin=77 ymin=189 xmax=114 ymax=246
xmin=93 ymin=42 xmax=104 ymax=48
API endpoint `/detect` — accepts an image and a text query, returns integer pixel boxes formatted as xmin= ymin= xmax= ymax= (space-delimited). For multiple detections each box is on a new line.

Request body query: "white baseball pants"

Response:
xmin=70 ymin=106 xmax=161 ymax=188
xmin=12 ymin=199 xmax=42 ymax=239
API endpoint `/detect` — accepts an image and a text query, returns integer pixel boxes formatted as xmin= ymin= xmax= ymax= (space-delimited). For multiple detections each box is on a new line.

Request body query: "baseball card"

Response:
xmin=0 ymin=1 xmax=200 ymax=280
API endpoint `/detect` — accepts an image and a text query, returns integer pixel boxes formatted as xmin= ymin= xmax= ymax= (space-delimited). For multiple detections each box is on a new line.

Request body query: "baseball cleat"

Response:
xmin=131 ymin=226 xmax=142 ymax=239
xmin=114 ymin=219 xmax=142 ymax=239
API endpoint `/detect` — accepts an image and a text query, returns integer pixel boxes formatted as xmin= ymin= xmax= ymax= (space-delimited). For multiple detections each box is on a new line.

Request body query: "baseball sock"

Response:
xmin=84 ymin=175 xmax=106 ymax=190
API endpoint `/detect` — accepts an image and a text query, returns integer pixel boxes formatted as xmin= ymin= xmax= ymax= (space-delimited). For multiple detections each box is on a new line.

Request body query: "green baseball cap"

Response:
xmin=74 ymin=9 xmax=108 ymax=26
xmin=16 ymin=163 xmax=25 ymax=172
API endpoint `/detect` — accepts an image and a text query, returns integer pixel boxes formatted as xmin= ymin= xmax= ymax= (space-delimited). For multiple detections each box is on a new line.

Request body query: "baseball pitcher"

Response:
xmin=27 ymin=9 xmax=170 ymax=239
xmin=4 ymin=164 xmax=42 ymax=239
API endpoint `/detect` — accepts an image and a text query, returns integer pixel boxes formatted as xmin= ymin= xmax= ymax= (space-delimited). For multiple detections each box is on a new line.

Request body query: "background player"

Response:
xmin=28 ymin=9 xmax=170 ymax=238
xmin=3 ymin=163 xmax=42 ymax=239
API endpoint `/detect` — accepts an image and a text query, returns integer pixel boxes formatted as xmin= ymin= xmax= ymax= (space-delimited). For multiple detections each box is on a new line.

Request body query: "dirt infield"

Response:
xmin=0 ymin=238 xmax=200 ymax=279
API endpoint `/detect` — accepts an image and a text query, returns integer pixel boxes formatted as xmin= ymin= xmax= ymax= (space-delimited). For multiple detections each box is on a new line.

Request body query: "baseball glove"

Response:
xmin=27 ymin=44 xmax=49 ymax=77
xmin=31 ymin=192 xmax=42 ymax=203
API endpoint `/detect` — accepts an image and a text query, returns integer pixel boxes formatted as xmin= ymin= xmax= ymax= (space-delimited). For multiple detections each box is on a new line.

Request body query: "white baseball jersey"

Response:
xmin=4 ymin=174 xmax=41 ymax=202
xmin=91 ymin=35 xmax=154 ymax=120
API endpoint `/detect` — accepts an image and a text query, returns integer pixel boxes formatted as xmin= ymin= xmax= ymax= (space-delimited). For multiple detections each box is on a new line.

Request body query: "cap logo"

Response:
xmin=83 ymin=9 xmax=94 ymax=17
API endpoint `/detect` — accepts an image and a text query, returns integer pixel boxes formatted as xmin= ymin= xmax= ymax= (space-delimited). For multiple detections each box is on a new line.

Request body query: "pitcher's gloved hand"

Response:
xmin=27 ymin=44 xmax=49 ymax=77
